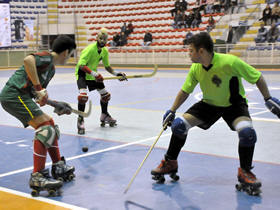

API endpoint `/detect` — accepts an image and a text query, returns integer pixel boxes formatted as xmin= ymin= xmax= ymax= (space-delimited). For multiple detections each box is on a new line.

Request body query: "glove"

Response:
xmin=265 ymin=97 xmax=280 ymax=118
xmin=162 ymin=110 xmax=176 ymax=129
xmin=116 ymin=72 xmax=127 ymax=81
xmin=91 ymin=71 xmax=104 ymax=82
xmin=53 ymin=101 xmax=72 ymax=116
xmin=35 ymin=86 xmax=48 ymax=106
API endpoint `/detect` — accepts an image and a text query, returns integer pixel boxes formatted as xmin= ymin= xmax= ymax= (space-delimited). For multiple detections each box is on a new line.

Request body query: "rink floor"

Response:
xmin=0 ymin=67 xmax=280 ymax=210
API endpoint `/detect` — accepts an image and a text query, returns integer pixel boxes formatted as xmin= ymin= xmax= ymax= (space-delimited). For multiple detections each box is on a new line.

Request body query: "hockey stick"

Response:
xmin=104 ymin=64 xmax=158 ymax=80
xmin=47 ymin=99 xmax=92 ymax=118
xmin=124 ymin=123 xmax=168 ymax=194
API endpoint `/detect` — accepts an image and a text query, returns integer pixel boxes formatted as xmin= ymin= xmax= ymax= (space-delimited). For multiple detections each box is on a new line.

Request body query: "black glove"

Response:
xmin=116 ymin=72 xmax=127 ymax=81
xmin=162 ymin=110 xmax=176 ymax=129
xmin=53 ymin=101 xmax=72 ymax=116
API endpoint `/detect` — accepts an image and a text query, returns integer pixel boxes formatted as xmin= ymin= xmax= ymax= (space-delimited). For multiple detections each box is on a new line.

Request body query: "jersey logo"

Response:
xmin=212 ymin=75 xmax=222 ymax=87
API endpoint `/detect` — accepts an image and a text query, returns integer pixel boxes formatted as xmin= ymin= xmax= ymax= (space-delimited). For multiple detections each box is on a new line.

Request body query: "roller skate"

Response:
xmin=29 ymin=168 xmax=63 ymax=197
xmin=51 ymin=156 xmax=75 ymax=182
xmin=100 ymin=113 xmax=117 ymax=127
xmin=77 ymin=116 xmax=85 ymax=135
xmin=235 ymin=167 xmax=262 ymax=196
xmin=151 ymin=158 xmax=179 ymax=183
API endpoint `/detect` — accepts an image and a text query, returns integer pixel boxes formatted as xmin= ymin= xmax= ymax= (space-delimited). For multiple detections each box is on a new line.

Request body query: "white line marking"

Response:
xmin=5 ymin=140 xmax=27 ymax=144
xmin=0 ymin=186 xmax=88 ymax=210
xmin=0 ymin=133 xmax=172 ymax=178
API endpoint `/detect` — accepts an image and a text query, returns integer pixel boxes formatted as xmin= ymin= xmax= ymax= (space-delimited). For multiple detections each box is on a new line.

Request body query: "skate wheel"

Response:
xmin=100 ymin=122 xmax=105 ymax=127
xmin=48 ymin=189 xmax=56 ymax=197
xmin=78 ymin=129 xmax=85 ymax=135
xmin=58 ymin=177 xmax=64 ymax=182
xmin=109 ymin=123 xmax=115 ymax=127
xmin=31 ymin=189 xmax=39 ymax=197
xmin=170 ymin=173 xmax=179 ymax=181
xmin=157 ymin=176 xmax=165 ymax=184
xmin=68 ymin=174 xmax=75 ymax=181
xmin=235 ymin=184 xmax=242 ymax=191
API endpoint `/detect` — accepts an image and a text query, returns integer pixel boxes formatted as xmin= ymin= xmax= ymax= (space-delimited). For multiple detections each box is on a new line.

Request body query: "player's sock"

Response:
xmin=78 ymin=103 xmax=85 ymax=112
xmin=239 ymin=145 xmax=255 ymax=171
xmin=33 ymin=140 xmax=47 ymax=173
xmin=47 ymin=138 xmax=61 ymax=163
xmin=166 ymin=133 xmax=187 ymax=160
xmin=100 ymin=100 xmax=108 ymax=114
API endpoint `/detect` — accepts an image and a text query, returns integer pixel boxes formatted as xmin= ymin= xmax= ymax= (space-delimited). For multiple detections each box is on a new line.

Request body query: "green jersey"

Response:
xmin=0 ymin=52 xmax=55 ymax=101
xmin=182 ymin=53 xmax=261 ymax=107
xmin=75 ymin=42 xmax=110 ymax=80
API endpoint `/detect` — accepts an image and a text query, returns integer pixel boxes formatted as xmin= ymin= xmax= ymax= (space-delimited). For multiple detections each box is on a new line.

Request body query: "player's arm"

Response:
xmin=79 ymin=65 xmax=103 ymax=82
xmin=24 ymin=55 xmax=48 ymax=106
xmin=171 ymin=90 xmax=190 ymax=112
xmin=256 ymin=74 xmax=280 ymax=118
xmin=105 ymin=66 xmax=127 ymax=81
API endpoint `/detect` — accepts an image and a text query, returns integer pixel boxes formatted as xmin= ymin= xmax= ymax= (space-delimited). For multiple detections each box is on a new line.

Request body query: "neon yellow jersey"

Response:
xmin=182 ymin=53 xmax=261 ymax=107
xmin=75 ymin=42 xmax=110 ymax=80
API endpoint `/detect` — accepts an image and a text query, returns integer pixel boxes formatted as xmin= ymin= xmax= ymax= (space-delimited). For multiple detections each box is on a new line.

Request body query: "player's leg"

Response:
xmin=98 ymin=88 xmax=117 ymax=127
xmin=224 ymin=102 xmax=261 ymax=194
xmin=151 ymin=101 xmax=221 ymax=182
xmin=77 ymin=77 xmax=88 ymax=134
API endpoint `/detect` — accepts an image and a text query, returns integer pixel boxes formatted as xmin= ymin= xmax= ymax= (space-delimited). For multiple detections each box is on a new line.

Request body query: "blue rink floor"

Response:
xmin=0 ymin=67 xmax=280 ymax=210
xmin=0 ymin=125 xmax=280 ymax=210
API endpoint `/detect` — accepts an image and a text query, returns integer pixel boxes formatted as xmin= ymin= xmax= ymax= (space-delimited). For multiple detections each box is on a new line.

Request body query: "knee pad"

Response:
xmin=171 ymin=117 xmax=191 ymax=136
xmin=35 ymin=120 xmax=60 ymax=148
xmin=78 ymin=89 xmax=88 ymax=105
xmin=98 ymin=88 xmax=111 ymax=103
xmin=238 ymin=127 xmax=257 ymax=147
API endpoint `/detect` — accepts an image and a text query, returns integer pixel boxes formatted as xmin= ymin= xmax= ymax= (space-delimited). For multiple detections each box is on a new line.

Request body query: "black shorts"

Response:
xmin=186 ymin=100 xmax=250 ymax=131
xmin=77 ymin=73 xmax=105 ymax=92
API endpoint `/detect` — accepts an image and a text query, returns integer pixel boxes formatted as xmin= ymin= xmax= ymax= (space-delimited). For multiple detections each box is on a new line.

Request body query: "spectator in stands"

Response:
xmin=170 ymin=0 xmax=181 ymax=17
xmin=119 ymin=31 xmax=127 ymax=46
xmin=236 ymin=0 xmax=247 ymax=13
xmin=173 ymin=10 xmax=184 ymax=29
xmin=185 ymin=11 xmax=194 ymax=28
xmin=205 ymin=0 xmax=215 ymax=14
xmin=271 ymin=2 xmax=280 ymax=24
xmin=230 ymin=0 xmax=238 ymax=14
xmin=192 ymin=10 xmax=202 ymax=28
xmin=206 ymin=16 xmax=216 ymax=32
xmin=142 ymin=30 xmax=153 ymax=47
xmin=121 ymin=22 xmax=127 ymax=34
xmin=183 ymin=31 xmax=193 ymax=48
xmin=109 ymin=32 xmax=120 ymax=47
xmin=213 ymin=0 xmax=222 ymax=13
xmin=254 ymin=23 xmax=268 ymax=44
xmin=127 ymin=22 xmax=134 ymax=36
xmin=259 ymin=4 xmax=272 ymax=26
xmin=199 ymin=0 xmax=207 ymax=15
xmin=226 ymin=25 xmax=234 ymax=44
xmin=267 ymin=23 xmax=279 ymax=43
xmin=180 ymin=0 xmax=188 ymax=13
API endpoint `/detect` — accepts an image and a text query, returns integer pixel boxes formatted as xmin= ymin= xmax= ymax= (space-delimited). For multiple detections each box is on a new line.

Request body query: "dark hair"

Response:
xmin=188 ymin=32 xmax=214 ymax=53
xmin=52 ymin=35 xmax=76 ymax=54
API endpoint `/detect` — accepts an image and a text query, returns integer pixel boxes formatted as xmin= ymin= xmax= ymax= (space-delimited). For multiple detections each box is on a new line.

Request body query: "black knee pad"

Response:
xmin=238 ymin=127 xmax=257 ymax=147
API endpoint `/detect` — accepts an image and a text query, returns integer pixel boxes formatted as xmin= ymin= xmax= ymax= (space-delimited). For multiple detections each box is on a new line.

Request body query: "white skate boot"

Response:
xmin=100 ymin=113 xmax=117 ymax=127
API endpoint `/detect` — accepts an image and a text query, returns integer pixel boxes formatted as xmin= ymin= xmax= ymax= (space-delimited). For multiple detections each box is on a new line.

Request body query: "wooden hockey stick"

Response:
xmin=47 ymin=99 xmax=92 ymax=118
xmin=124 ymin=123 xmax=168 ymax=194
xmin=104 ymin=64 xmax=158 ymax=80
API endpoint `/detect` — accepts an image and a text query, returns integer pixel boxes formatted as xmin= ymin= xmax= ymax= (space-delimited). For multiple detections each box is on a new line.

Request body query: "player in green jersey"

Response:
xmin=0 ymin=35 xmax=76 ymax=196
xmin=75 ymin=28 xmax=127 ymax=134
xmin=151 ymin=32 xmax=280 ymax=195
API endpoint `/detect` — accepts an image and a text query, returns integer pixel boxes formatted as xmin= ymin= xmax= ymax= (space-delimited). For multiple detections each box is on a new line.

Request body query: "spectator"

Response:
xmin=109 ymin=32 xmax=120 ymax=47
xmin=183 ymin=31 xmax=193 ymax=47
xmin=226 ymin=25 xmax=234 ymax=44
xmin=213 ymin=0 xmax=222 ymax=13
xmin=170 ymin=0 xmax=181 ymax=17
xmin=121 ymin=22 xmax=127 ymax=33
xmin=142 ymin=30 xmax=153 ymax=47
xmin=127 ymin=22 xmax=134 ymax=36
xmin=205 ymin=0 xmax=215 ymax=14
xmin=173 ymin=10 xmax=184 ymax=29
xmin=259 ymin=4 xmax=272 ymax=25
xmin=119 ymin=31 xmax=127 ymax=46
xmin=185 ymin=11 xmax=194 ymax=28
xmin=267 ymin=23 xmax=279 ymax=43
xmin=236 ymin=0 xmax=247 ymax=13
xmin=206 ymin=16 xmax=216 ymax=32
xmin=180 ymin=0 xmax=188 ymax=12
xmin=192 ymin=10 xmax=202 ymax=28
xmin=271 ymin=2 xmax=280 ymax=24
xmin=254 ymin=23 xmax=268 ymax=44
